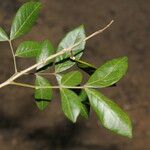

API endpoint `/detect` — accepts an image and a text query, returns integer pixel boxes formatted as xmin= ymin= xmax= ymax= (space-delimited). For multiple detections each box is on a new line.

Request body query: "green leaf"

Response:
xmin=55 ymin=25 xmax=86 ymax=73
xmin=15 ymin=41 xmax=41 ymax=57
xmin=58 ymin=71 xmax=89 ymax=119
xmin=36 ymin=40 xmax=55 ymax=70
xmin=35 ymin=75 xmax=52 ymax=110
xmin=71 ymin=58 xmax=97 ymax=75
xmin=10 ymin=2 xmax=41 ymax=40
xmin=87 ymin=57 xmax=128 ymax=87
xmin=72 ymin=58 xmax=116 ymax=87
xmin=86 ymin=89 xmax=132 ymax=138
xmin=60 ymin=88 xmax=82 ymax=123
xmin=0 ymin=28 xmax=9 ymax=41
xmin=78 ymin=90 xmax=90 ymax=119
xmin=80 ymin=102 xmax=89 ymax=119
xmin=61 ymin=71 xmax=82 ymax=86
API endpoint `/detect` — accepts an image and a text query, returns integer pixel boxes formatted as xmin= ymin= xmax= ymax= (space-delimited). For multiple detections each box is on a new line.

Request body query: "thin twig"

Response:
xmin=36 ymin=72 xmax=56 ymax=76
xmin=84 ymin=20 xmax=114 ymax=41
xmin=8 ymin=40 xmax=18 ymax=73
xmin=10 ymin=81 xmax=35 ymax=89
xmin=9 ymin=81 xmax=112 ymax=89
xmin=10 ymin=81 xmax=85 ymax=89
xmin=37 ymin=86 xmax=85 ymax=89
xmin=23 ymin=72 xmax=56 ymax=76
xmin=0 ymin=20 xmax=114 ymax=89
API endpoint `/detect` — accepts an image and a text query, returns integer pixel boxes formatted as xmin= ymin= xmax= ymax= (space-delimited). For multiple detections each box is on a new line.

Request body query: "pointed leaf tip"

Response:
xmin=86 ymin=89 xmax=132 ymax=138
xmin=87 ymin=57 xmax=128 ymax=87
xmin=0 ymin=28 xmax=9 ymax=41
xmin=60 ymin=89 xmax=82 ymax=123
xmin=10 ymin=2 xmax=41 ymax=40
xmin=55 ymin=25 xmax=86 ymax=73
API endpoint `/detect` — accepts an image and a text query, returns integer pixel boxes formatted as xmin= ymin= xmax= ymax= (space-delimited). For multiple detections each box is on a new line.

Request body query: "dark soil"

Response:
xmin=0 ymin=0 xmax=149 ymax=149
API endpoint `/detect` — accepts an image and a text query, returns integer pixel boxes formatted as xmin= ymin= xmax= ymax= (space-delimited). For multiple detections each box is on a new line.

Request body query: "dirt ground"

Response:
xmin=0 ymin=0 xmax=149 ymax=150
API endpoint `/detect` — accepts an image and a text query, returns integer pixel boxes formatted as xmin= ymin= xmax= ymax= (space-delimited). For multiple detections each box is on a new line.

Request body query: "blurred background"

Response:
xmin=0 ymin=0 xmax=149 ymax=149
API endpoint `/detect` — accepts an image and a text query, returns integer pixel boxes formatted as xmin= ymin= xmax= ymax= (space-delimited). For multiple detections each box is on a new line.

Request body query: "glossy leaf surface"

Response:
xmin=15 ymin=41 xmax=41 ymax=57
xmin=55 ymin=25 xmax=86 ymax=73
xmin=61 ymin=71 xmax=82 ymax=86
xmin=36 ymin=40 xmax=55 ymax=70
xmin=10 ymin=2 xmax=41 ymax=40
xmin=58 ymin=71 xmax=89 ymax=119
xmin=87 ymin=57 xmax=128 ymax=87
xmin=86 ymin=89 xmax=132 ymax=138
xmin=35 ymin=75 xmax=52 ymax=110
xmin=60 ymin=88 xmax=82 ymax=123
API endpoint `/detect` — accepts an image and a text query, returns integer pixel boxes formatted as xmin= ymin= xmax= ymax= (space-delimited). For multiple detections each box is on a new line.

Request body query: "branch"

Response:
xmin=0 ymin=20 xmax=114 ymax=89
xmin=10 ymin=81 xmax=85 ymax=89
xmin=8 ymin=40 xmax=18 ymax=73
xmin=10 ymin=81 xmax=114 ymax=89
xmin=23 ymin=72 xmax=56 ymax=76
xmin=10 ymin=81 xmax=35 ymax=89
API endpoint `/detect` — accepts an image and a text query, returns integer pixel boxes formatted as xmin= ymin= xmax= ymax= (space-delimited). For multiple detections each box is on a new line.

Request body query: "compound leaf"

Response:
xmin=61 ymin=71 xmax=82 ymax=86
xmin=87 ymin=57 xmax=128 ymax=87
xmin=55 ymin=25 xmax=86 ymax=73
xmin=15 ymin=41 xmax=41 ymax=57
xmin=10 ymin=2 xmax=41 ymax=40
xmin=0 ymin=28 xmax=9 ymax=41
xmin=36 ymin=40 xmax=55 ymax=70
xmin=86 ymin=89 xmax=132 ymax=138
xmin=60 ymin=88 xmax=82 ymax=123
xmin=35 ymin=75 xmax=52 ymax=110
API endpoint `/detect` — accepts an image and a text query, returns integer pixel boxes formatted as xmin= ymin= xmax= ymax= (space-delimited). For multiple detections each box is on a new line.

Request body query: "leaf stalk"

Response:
xmin=8 ymin=40 xmax=18 ymax=73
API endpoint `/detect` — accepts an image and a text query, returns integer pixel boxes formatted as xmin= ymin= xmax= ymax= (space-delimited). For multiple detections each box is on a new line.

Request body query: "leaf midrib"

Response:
xmin=87 ymin=89 xmax=127 ymax=126
xmin=16 ymin=48 xmax=39 ymax=56
xmin=62 ymin=71 xmax=78 ymax=85
xmin=61 ymin=89 xmax=74 ymax=121
xmin=11 ymin=3 xmax=40 ymax=39
xmin=87 ymin=58 xmax=125 ymax=86
xmin=55 ymin=28 xmax=85 ymax=73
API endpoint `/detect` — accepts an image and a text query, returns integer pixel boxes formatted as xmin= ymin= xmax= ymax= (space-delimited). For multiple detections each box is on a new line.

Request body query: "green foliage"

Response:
xmin=15 ymin=41 xmax=41 ymax=57
xmin=0 ymin=1 xmax=133 ymax=138
xmin=57 ymin=72 xmax=89 ymax=119
xmin=86 ymin=89 xmax=132 ymax=138
xmin=35 ymin=75 xmax=52 ymax=110
xmin=87 ymin=57 xmax=128 ymax=87
xmin=10 ymin=2 xmax=41 ymax=40
xmin=60 ymin=88 xmax=82 ymax=122
xmin=61 ymin=71 xmax=82 ymax=86
xmin=55 ymin=25 xmax=86 ymax=73
xmin=0 ymin=28 xmax=9 ymax=41
xmin=36 ymin=40 xmax=55 ymax=70
xmin=78 ymin=90 xmax=90 ymax=119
